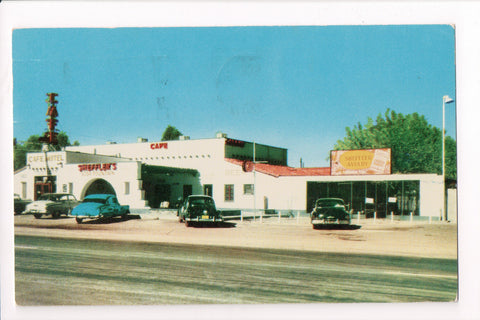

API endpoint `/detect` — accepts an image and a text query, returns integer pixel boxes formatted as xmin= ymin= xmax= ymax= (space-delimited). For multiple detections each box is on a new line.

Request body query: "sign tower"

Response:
xmin=39 ymin=93 xmax=59 ymax=146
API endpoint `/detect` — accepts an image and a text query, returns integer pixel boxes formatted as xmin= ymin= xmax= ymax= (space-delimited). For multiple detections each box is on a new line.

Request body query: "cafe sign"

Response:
xmin=330 ymin=148 xmax=391 ymax=175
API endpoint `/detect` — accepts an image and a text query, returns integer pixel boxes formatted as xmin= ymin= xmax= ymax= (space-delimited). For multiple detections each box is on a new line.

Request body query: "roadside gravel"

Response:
xmin=14 ymin=211 xmax=457 ymax=259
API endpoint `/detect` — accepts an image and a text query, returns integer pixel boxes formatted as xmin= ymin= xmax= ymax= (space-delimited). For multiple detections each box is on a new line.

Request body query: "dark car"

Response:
xmin=71 ymin=194 xmax=130 ymax=223
xmin=178 ymin=195 xmax=223 ymax=227
xmin=310 ymin=198 xmax=351 ymax=228
xmin=14 ymin=194 xmax=31 ymax=215
xmin=25 ymin=193 xmax=79 ymax=219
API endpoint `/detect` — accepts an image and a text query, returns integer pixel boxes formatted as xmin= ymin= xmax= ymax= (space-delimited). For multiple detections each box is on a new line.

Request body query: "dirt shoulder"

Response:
xmin=14 ymin=211 xmax=458 ymax=260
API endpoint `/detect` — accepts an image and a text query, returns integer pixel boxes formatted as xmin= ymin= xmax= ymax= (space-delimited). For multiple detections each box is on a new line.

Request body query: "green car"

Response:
xmin=177 ymin=195 xmax=223 ymax=227
xmin=310 ymin=198 xmax=351 ymax=228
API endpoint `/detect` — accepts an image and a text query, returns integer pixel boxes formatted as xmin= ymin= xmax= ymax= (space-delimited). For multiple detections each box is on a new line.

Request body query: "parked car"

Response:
xmin=310 ymin=198 xmax=351 ymax=228
xmin=177 ymin=195 xmax=223 ymax=227
xmin=71 ymin=194 xmax=130 ymax=223
xmin=25 ymin=193 xmax=79 ymax=219
xmin=14 ymin=194 xmax=32 ymax=215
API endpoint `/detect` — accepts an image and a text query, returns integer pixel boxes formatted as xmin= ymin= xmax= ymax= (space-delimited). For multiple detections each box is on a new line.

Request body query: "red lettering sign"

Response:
xmin=225 ymin=138 xmax=245 ymax=147
xmin=150 ymin=142 xmax=168 ymax=150
xmin=78 ymin=163 xmax=117 ymax=172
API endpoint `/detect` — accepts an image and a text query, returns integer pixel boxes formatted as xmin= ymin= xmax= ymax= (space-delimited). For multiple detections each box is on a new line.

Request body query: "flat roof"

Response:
xmin=225 ymin=158 xmax=330 ymax=177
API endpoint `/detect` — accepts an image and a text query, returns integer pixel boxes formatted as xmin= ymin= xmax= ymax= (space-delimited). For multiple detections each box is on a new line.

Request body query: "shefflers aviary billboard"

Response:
xmin=330 ymin=148 xmax=391 ymax=176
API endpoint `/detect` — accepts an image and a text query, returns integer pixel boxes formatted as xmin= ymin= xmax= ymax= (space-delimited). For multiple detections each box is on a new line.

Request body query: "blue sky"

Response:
xmin=12 ymin=25 xmax=456 ymax=167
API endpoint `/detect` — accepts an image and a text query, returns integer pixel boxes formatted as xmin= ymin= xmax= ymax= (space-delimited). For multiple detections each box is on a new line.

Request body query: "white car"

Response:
xmin=25 ymin=193 xmax=79 ymax=219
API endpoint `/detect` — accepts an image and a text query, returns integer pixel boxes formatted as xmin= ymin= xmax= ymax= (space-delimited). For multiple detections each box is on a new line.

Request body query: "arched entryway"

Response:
xmin=81 ymin=178 xmax=116 ymax=199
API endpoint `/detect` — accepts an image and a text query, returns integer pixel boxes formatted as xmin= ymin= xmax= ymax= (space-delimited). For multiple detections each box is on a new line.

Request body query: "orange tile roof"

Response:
xmin=225 ymin=158 xmax=331 ymax=177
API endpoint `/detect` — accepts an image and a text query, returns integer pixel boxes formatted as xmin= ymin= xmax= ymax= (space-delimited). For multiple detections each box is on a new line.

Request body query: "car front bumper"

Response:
xmin=311 ymin=218 xmax=350 ymax=225
xmin=72 ymin=214 xmax=100 ymax=218
xmin=185 ymin=216 xmax=223 ymax=223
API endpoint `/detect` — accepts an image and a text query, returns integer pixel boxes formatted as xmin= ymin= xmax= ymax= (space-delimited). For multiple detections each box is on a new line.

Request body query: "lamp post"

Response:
xmin=442 ymin=95 xmax=454 ymax=221
xmin=253 ymin=141 xmax=257 ymax=221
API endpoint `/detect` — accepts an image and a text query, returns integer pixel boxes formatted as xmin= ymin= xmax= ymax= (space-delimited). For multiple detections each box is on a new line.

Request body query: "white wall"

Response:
xmin=213 ymin=161 xmax=254 ymax=209
xmin=16 ymin=144 xmax=445 ymax=217
xmin=13 ymin=168 xmax=30 ymax=200
xmin=419 ymin=178 xmax=444 ymax=218
xmin=66 ymin=138 xmax=226 ymax=171
xmin=14 ymin=159 xmax=148 ymax=209
xmin=447 ymin=188 xmax=457 ymax=222
xmin=59 ymin=161 xmax=147 ymax=208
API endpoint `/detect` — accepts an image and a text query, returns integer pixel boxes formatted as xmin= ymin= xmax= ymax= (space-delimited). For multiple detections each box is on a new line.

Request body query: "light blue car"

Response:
xmin=71 ymin=194 xmax=130 ymax=224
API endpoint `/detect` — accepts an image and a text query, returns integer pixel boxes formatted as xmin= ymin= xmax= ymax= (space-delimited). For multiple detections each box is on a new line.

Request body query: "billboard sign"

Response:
xmin=330 ymin=148 xmax=391 ymax=175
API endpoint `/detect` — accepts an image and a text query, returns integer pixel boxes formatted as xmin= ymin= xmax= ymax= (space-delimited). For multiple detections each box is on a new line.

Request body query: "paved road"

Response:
xmin=15 ymin=234 xmax=457 ymax=305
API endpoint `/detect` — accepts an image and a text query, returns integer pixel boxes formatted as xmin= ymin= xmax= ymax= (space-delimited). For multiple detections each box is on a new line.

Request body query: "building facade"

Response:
xmin=14 ymin=134 xmax=449 ymax=220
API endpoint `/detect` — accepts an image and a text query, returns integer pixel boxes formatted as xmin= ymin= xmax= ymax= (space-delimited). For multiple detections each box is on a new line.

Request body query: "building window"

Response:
xmin=69 ymin=183 xmax=73 ymax=194
xmin=63 ymin=184 xmax=68 ymax=193
xmin=204 ymin=184 xmax=213 ymax=197
xmin=225 ymin=184 xmax=234 ymax=202
xmin=125 ymin=182 xmax=130 ymax=195
xmin=21 ymin=182 xmax=27 ymax=199
xmin=244 ymin=184 xmax=254 ymax=195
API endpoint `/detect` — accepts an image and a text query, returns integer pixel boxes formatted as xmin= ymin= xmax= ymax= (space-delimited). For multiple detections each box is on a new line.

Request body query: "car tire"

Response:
xmin=185 ymin=221 xmax=191 ymax=227
xmin=75 ymin=217 xmax=83 ymax=224
xmin=121 ymin=214 xmax=127 ymax=221
xmin=52 ymin=212 xmax=60 ymax=219
xmin=33 ymin=213 xmax=42 ymax=219
xmin=312 ymin=224 xmax=318 ymax=230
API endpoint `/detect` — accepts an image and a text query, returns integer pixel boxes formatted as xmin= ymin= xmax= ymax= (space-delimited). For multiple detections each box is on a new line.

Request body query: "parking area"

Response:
xmin=14 ymin=210 xmax=457 ymax=259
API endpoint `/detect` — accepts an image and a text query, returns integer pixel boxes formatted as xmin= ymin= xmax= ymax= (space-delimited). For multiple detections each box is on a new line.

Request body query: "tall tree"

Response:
xmin=161 ymin=125 xmax=183 ymax=141
xmin=334 ymin=109 xmax=457 ymax=179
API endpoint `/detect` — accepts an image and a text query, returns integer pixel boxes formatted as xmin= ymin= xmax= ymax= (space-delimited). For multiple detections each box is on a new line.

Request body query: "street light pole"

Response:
xmin=442 ymin=95 xmax=454 ymax=221
xmin=253 ymin=141 xmax=257 ymax=222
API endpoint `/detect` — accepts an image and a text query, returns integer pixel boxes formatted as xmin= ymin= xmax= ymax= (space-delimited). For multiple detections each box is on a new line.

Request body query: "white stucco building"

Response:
xmin=14 ymin=133 xmax=451 ymax=220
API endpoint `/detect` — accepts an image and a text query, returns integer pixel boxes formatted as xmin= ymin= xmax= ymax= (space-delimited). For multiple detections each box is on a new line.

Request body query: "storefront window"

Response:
xmin=307 ymin=180 xmax=420 ymax=217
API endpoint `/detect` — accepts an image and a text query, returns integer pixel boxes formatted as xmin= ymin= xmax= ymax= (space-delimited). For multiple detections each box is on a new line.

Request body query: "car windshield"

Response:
xmin=83 ymin=198 xmax=107 ymax=204
xmin=316 ymin=199 xmax=344 ymax=207
xmin=38 ymin=194 xmax=61 ymax=201
xmin=189 ymin=197 xmax=214 ymax=207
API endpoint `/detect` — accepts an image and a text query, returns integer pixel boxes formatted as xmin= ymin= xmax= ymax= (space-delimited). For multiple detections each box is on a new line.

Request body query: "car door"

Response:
xmin=180 ymin=199 xmax=189 ymax=219
xmin=111 ymin=197 xmax=121 ymax=214
xmin=104 ymin=197 xmax=113 ymax=215
xmin=67 ymin=195 xmax=78 ymax=211
xmin=57 ymin=195 xmax=69 ymax=214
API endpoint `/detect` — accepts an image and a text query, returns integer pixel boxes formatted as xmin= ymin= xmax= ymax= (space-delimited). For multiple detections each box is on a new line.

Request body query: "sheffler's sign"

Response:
xmin=78 ymin=163 xmax=117 ymax=172
xmin=330 ymin=148 xmax=391 ymax=175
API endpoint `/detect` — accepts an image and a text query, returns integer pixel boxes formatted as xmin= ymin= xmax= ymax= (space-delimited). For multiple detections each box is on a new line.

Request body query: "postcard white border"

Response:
xmin=1 ymin=1 xmax=479 ymax=320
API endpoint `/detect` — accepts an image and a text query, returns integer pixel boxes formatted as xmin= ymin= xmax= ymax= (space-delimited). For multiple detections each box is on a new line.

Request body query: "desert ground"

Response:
xmin=14 ymin=211 xmax=457 ymax=259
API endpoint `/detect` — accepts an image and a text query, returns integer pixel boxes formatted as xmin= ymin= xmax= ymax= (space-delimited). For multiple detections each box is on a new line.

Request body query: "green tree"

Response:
xmin=13 ymin=131 xmax=79 ymax=171
xmin=333 ymin=109 xmax=457 ymax=180
xmin=161 ymin=125 xmax=183 ymax=141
